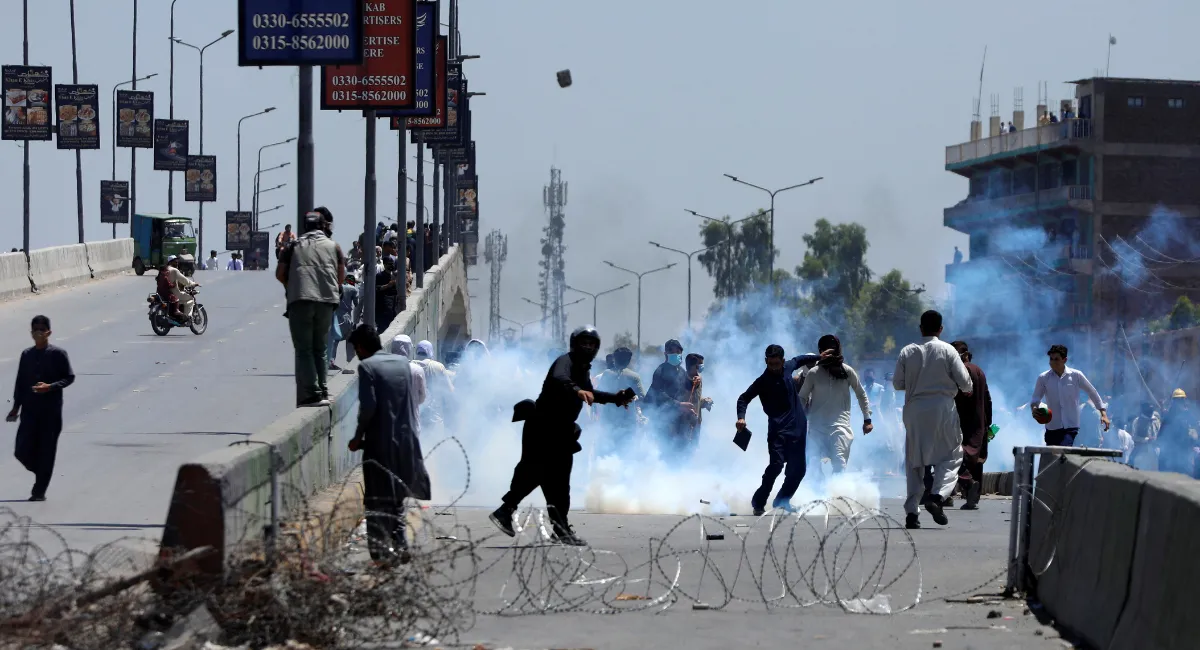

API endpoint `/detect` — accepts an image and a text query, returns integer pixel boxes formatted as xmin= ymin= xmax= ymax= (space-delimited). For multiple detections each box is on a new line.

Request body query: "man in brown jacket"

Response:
xmin=951 ymin=340 xmax=992 ymax=510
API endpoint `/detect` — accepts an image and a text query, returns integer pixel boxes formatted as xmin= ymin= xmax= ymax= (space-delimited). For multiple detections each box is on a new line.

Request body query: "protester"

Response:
xmin=1127 ymin=401 xmax=1161 ymax=470
xmin=950 ymin=341 xmax=992 ymax=510
xmin=390 ymin=335 xmax=428 ymax=429
xmin=7 ymin=315 xmax=75 ymax=502
xmin=736 ymin=344 xmax=824 ymax=515
xmin=683 ymin=353 xmax=712 ymax=444
xmin=1030 ymin=344 xmax=1110 ymax=446
xmin=893 ymin=310 xmax=973 ymax=530
xmin=797 ymin=335 xmax=871 ymax=485
xmin=276 ymin=209 xmax=345 ymax=407
xmin=414 ymin=340 xmax=456 ymax=429
xmin=490 ymin=326 xmax=635 ymax=546
xmin=375 ymin=253 xmax=399 ymax=332
xmin=275 ymin=223 xmax=296 ymax=258
xmin=204 ymin=250 xmax=219 ymax=270
xmin=346 ymin=324 xmax=430 ymax=566
xmin=647 ymin=339 xmax=695 ymax=455
xmin=1159 ymin=389 xmax=1198 ymax=475
xmin=595 ymin=346 xmax=646 ymax=455
xmin=328 ymin=273 xmax=361 ymax=372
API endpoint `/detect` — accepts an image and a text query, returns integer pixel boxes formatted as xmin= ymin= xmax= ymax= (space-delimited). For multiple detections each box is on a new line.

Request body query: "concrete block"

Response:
xmin=1110 ymin=473 xmax=1200 ymax=650
xmin=1034 ymin=456 xmax=1147 ymax=650
xmin=0 ymin=251 xmax=31 ymax=301
xmin=29 ymin=243 xmax=91 ymax=290
xmin=85 ymin=238 xmax=134 ymax=278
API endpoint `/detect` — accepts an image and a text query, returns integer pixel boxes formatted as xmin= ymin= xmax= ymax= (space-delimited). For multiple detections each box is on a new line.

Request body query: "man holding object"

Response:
xmin=8 ymin=315 xmax=75 ymax=502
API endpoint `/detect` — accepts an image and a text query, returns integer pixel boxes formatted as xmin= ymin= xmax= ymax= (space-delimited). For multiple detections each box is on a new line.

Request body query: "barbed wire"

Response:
xmin=0 ymin=433 xmax=1016 ymax=649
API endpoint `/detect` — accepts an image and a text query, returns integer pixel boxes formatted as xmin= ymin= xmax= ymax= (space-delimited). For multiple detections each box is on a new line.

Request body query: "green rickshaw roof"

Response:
xmin=136 ymin=213 xmax=193 ymax=222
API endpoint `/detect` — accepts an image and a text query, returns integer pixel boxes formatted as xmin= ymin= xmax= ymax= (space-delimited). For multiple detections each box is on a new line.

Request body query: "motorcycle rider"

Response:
xmin=165 ymin=256 xmax=198 ymax=322
xmin=156 ymin=256 xmax=186 ymax=322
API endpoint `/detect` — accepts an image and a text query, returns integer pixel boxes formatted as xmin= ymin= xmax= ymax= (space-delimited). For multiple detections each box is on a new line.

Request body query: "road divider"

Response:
xmin=86 ymin=238 xmax=135 ymax=279
xmin=1030 ymin=454 xmax=1199 ymax=649
xmin=0 ymin=250 xmax=31 ymax=301
xmin=29 ymin=243 xmax=92 ymax=291
xmin=159 ymin=246 xmax=471 ymax=575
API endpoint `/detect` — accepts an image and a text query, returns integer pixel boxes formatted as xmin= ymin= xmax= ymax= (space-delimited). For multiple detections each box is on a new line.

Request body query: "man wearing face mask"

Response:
xmin=647 ymin=339 xmax=695 ymax=456
xmin=737 ymin=344 xmax=826 ymax=515
xmin=491 ymin=326 xmax=635 ymax=546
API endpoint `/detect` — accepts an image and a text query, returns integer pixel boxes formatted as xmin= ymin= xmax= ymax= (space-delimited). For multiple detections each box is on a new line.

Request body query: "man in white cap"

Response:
xmin=163 ymin=255 xmax=198 ymax=322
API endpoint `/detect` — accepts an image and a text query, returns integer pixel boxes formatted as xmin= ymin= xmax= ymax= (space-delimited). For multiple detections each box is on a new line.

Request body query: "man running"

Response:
xmin=797 ymin=335 xmax=872 ymax=486
xmin=1030 ymin=344 xmax=1110 ymax=446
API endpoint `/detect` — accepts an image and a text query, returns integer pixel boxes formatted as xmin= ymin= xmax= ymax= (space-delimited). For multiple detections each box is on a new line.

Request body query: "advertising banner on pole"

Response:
xmin=239 ymin=0 xmax=365 ymax=67
xmin=116 ymin=90 xmax=154 ymax=148
xmin=392 ymin=35 xmax=446 ymax=130
xmin=54 ymin=84 xmax=99 ymax=149
xmin=379 ymin=0 xmax=437 ymax=119
xmin=99 ymin=180 xmax=130 ymax=224
xmin=226 ymin=211 xmax=253 ymax=250
xmin=421 ymin=76 xmax=466 ymax=145
xmin=153 ymin=119 xmax=189 ymax=171
xmin=248 ymin=231 xmax=271 ymax=270
xmin=2 ymin=66 xmax=53 ymax=141
xmin=185 ymin=155 xmax=217 ymax=202
xmin=320 ymin=0 xmax=417 ymax=111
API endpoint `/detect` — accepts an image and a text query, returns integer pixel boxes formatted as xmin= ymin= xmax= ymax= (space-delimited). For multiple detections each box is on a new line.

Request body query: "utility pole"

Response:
xmin=540 ymin=167 xmax=568 ymax=344
xmin=484 ymin=229 xmax=507 ymax=341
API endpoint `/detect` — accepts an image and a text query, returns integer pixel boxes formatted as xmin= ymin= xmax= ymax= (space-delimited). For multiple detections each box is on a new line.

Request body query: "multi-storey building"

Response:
xmin=943 ymin=77 xmax=1200 ymax=385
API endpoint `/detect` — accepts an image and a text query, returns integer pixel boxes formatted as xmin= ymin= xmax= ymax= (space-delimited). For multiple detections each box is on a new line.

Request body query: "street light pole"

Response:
xmin=686 ymin=208 xmax=761 ymax=298
xmin=253 ymin=163 xmax=289 ymax=227
xmin=237 ymin=107 xmax=275 ymax=211
xmin=111 ymin=74 xmax=157 ymax=238
xmin=602 ymin=261 xmax=676 ymax=353
xmin=565 ymin=282 xmax=630 ymax=329
xmin=168 ymin=0 xmax=182 ymax=213
xmin=253 ymin=138 xmax=294 ymax=229
xmin=173 ymin=29 xmax=234 ymax=258
xmin=722 ymin=174 xmax=823 ymax=287
xmin=648 ymin=241 xmax=724 ymax=327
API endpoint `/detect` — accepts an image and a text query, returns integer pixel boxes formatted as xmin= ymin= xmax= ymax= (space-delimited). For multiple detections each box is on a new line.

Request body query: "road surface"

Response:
xmin=0 ymin=270 xmax=301 ymax=558
xmin=350 ymin=499 xmax=1077 ymax=650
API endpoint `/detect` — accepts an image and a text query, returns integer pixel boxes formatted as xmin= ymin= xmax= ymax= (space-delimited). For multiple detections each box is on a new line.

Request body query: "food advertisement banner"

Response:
xmin=185 ymin=155 xmax=217 ymax=202
xmin=457 ymin=186 xmax=477 ymax=219
xmin=226 ymin=211 xmax=253 ymax=250
xmin=153 ymin=120 xmax=190 ymax=171
xmin=54 ymin=84 xmax=99 ymax=149
xmin=99 ymin=180 xmax=130 ymax=224
xmin=432 ymin=87 xmax=469 ymax=155
xmin=116 ymin=90 xmax=154 ymax=148
xmin=239 ymin=0 xmax=365 ymax=67
xmin=2 ymin=66 xmax=53 ymax=141
xmin=320 ymin=0 xmax=417 ymax=110
xmin=412 ymin=63 xmax=459 ymax=139
xmin=248 ymin=231 xmax=271 ymax=270
xmin=455 ymin=141 xmax=476 ymax=189
xmin=393 ymin=35 xmax=446 ymax=131
xmin=379 ymin=0 xmax=437 ymax=119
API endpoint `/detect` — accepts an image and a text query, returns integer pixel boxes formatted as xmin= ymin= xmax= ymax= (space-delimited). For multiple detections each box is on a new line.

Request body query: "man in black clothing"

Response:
xmin=491 ymin=326 xmax=635 ymax=546
xmin=737 ymin=344 xmax=823 ymax=515
xmin=646 ymin=339 xmax=694 ymax=456
xmin=7 ymin=315 xmax=75 ymax=501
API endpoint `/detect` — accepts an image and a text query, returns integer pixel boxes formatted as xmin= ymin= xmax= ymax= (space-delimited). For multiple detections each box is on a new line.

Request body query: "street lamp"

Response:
xmin=522 ymin=296 xmax=585 ymax=311
xmin=253 ymin=138 xmax=294 ymax=227
xmin=649 ymin=241 xmax=724 ymax=327
xmin=603 ymin=261 xmax=676 ymax=353
xmin=237 ymin=107 xmax=275 ymax=210
xmin=110 ymin=72 xmax=157 ymax=238
xmin=565 ymin=283 xmax=630 ymax=329
xmin=173 ymin=28 xmax=235 ymax=257
xmin=258 ymin=205 xmax=284 ymax=217
xmin=500 ymin=315 xmax=545 ymax=337
xmin=723 ymin=174 xmax=823 ymax=286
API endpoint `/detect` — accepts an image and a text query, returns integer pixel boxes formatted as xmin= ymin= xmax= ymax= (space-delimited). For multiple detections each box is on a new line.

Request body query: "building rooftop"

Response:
xmin=1068 ymin=76 xmax=1200 ymax=87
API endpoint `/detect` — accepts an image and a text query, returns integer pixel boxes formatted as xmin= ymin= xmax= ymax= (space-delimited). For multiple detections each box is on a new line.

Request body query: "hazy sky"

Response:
xmin=2 ymin=1 xmax=1195 ymax=345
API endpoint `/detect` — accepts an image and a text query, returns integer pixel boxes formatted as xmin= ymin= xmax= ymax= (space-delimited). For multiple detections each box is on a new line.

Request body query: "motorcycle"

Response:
xmin=147 ymin=286 xmax=208 ymax=336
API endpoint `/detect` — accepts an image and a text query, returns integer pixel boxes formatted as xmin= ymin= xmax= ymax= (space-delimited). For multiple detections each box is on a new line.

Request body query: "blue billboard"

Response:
xmin=238 ymin=0 xmax=364 ymax=67
xmin=379 ymin=0 xmax=438 ymax=118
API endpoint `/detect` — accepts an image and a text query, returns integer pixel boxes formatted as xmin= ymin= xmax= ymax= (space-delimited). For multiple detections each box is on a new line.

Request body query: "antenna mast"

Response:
xmin=540 ymin=167 xmax=568 ymax=344
xmin=483 ymin=229 xmax=507 ymax=341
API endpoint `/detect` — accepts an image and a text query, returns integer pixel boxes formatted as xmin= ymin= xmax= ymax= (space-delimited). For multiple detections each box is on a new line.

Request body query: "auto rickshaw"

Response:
xmin=131 ymin=213 xmax=197 ymax=276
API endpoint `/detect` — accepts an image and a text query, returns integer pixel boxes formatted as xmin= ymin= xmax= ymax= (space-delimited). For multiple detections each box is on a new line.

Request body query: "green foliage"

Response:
xmin=845 ymin=269 xmax=926 ymax=358
xmin=795 ymin=219 xmax=872 ymax=310
xmin=696 ymin=211 xmax=775 ymax=299
xmin=1149 ymin=295 xmax=1200 ymax=333
xmin=608 ymin=330 xmax=636 ymax=353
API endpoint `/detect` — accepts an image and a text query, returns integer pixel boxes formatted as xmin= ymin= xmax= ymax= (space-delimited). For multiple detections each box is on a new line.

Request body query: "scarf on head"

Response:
xmin=817 ymin=334 xmax=849 ymax=380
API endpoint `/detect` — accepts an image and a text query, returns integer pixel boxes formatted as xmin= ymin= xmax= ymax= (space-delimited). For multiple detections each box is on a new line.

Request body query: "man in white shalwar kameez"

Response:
xmin=893 ymin=311 xmax=973 ymax=529
xmin=798 ymin=334 xmax=873 ymax=486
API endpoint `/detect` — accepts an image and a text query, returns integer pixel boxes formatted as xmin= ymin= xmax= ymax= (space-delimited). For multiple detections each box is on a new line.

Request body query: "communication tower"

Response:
xmin=540 ymin=167 xmax=568 ymax=344
xmin=483 ymin=229 xmax=507 ymax=341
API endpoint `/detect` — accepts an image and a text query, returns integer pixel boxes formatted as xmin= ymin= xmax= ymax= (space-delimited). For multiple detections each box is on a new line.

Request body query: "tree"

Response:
xmin=608 ymin=330 xmax=636 ymax=353
xmin=1149 ymin=295 xmax=1200 ymax=332
xmin=795 ymin=219 xmax=872 ymax=310
xmin=845 ymin=269 xmax=926 ymax=358
xmin=696 ymin=210 xmax=775 ymax=299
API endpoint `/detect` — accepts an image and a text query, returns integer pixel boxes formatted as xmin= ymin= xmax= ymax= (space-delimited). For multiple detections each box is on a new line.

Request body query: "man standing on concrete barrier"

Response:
xmin=277 ymin=208 xmax=345 ymax=407
xmin=7 ymin=315 xmax=75 ymax=501
xmin=1030 ymin=344 xmax=1110 ymax=447
xmin=347 ymin=324 xmax=430 ymax=566
xmin=328 ymin=273 xmax=361 ymax=373
xmin=893 ymin=311 xmax=972 ymax=530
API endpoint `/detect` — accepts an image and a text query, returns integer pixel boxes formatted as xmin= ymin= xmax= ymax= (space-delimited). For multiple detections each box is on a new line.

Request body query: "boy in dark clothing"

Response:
xmin=491 ymin=326 xmax=634 ymax=546
xmin=7 ymin=315 xmax=75 ymax=501
xmin=647 ymin=339 xmax=694 ymax=455
xmin=736 ymin=344 xmax=824 ymax=515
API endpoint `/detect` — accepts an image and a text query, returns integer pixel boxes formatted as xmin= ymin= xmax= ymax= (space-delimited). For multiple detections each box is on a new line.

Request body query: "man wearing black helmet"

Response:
xmin=491 ymin=326 xmax=636 ymax=546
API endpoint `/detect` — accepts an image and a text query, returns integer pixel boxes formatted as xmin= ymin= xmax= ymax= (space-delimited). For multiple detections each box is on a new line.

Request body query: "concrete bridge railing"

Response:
xmin=158 ymin=245 xmax=471 ymax=574
xmin=0 ymin=238 xmax=135 ymax=301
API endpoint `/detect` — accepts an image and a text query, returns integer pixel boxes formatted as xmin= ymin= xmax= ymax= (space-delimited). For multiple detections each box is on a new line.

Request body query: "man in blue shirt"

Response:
xmin=736 ymin=344 xmax=824 ymax=515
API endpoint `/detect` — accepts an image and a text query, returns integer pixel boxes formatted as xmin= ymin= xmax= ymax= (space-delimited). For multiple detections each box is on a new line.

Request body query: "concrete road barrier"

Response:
xmin=1110 ymin=473 xmax=1200 ymax=650
xmin=0 ymin=251 xmax=31 ymax=301
xmin=1031 ymin=456 xmax=1147 ymax=650
xmin=86 ymin=238 xmax=134 ymax=278
xmin=29 ymin=243 xmax=91 ymax=290
xmin=161 ymin=246 xmax=468 ymax=574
